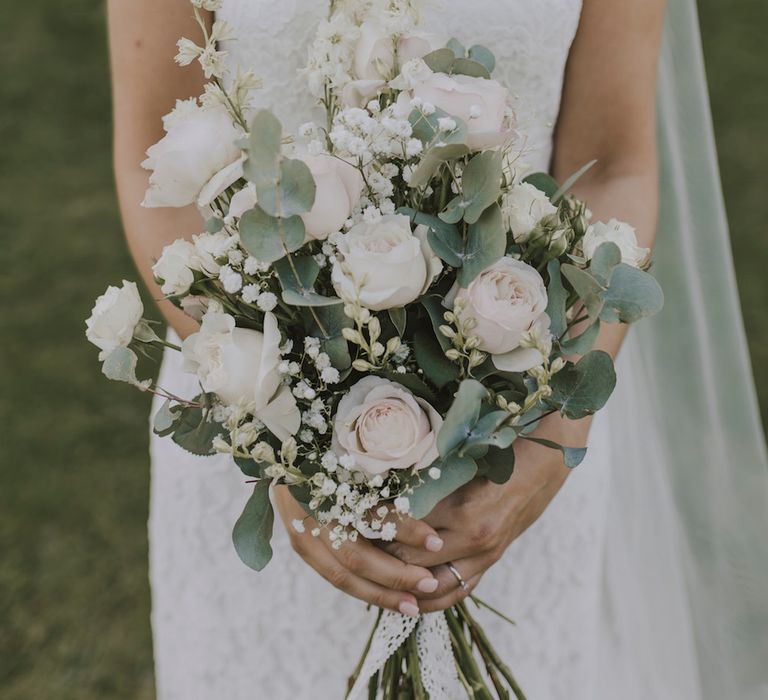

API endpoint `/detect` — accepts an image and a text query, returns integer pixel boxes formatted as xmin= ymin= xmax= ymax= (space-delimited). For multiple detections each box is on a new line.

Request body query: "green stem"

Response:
xmin=347 ymin=609 xmax=383 ymax=697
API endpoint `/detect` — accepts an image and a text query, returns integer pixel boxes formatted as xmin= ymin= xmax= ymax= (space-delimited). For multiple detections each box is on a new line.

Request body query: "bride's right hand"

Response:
xmin=273 ymin=486 xmax=442 ymax=616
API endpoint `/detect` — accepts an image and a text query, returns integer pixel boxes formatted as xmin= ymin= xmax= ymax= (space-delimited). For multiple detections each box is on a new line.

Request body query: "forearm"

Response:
xmin=114 ymin=165 xmax=202 ymax=339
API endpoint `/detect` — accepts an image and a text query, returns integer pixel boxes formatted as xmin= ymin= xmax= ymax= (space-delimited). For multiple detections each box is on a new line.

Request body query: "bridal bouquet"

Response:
xmin=87 ymin=0 xmax=663 ymax=697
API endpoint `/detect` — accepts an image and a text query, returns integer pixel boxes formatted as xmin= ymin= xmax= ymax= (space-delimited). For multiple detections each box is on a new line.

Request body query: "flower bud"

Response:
xmin=445 ymin=348 xmax=461 ymax=361
xmin=352 ymin=358 xmax=376 ymax=372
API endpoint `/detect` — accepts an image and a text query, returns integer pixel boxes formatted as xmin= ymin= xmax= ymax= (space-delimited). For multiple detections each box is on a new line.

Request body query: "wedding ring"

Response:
xmin=447 ymin=562 xmax=469 ymax=592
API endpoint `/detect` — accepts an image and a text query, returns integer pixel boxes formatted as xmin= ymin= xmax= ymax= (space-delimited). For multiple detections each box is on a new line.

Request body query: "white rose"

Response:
xmin=142 ymin=99 xmax=243 ymax=209
xmin=227 ymin=183 xmax=257 ymax=219
xmin=181 ymin=310 xmax=300 ymax=440
xmin=192 ymin=231 xmax=237 ymax=275
xmin=300 ymin=154 xmax=364 ymax=240
xmin=331 ymin=215 xmax=442 ymax=310
xmin=332 ymin=376 xmax=442 ymax=477
xmin=582 ymin=219 xmax=651 ymax=269
xmin=501 ymin=182 xmax=558 ymax=242
xmin=453 ymin=257 xmax=551 ymax=372
xmin=152 ymin=239 xmax=198 ymax=296
xmin=86 ymin=281 xmax=144 ymax=360
xmin=406 ymin=71 xmax=512 ymax=150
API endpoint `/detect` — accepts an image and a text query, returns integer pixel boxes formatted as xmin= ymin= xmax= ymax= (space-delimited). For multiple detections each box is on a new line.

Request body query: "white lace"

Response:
xmin=146 ymin=2 xmax=660 ymax=699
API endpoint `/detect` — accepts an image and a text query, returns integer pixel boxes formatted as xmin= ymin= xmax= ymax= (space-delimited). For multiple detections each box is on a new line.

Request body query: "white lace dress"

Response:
xmin=149 ymin=2 xmax=701 ymax=698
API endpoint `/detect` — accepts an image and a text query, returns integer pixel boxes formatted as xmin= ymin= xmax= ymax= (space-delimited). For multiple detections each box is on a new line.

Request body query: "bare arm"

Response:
xmin=108 ymin=0 xmax=211 ymax=338
xmin=386 ymin=0 xmax=668 ymax=612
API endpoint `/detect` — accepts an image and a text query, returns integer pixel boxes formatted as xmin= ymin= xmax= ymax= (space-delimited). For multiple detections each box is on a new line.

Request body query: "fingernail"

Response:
xmin=425 ymin=535 xmax=444 ymax=552
xmin=417 ymin=577 xmax=439 ymax=593
xmin=399 ymin=601 xmax=420 ymax=617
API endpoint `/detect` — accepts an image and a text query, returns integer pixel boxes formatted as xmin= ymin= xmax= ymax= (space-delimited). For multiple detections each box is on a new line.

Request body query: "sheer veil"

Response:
xmin=598 ymin=0 xmax=768 ymax=696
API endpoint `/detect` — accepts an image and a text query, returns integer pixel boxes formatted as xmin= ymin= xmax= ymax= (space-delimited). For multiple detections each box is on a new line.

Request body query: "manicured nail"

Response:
xmin=425 ymin=535 xmax=444 ymax=552
xmin=399 ymin=601 xmax=420 ymax=617
xmin=417 ymin=577 xmax=439 ymax=593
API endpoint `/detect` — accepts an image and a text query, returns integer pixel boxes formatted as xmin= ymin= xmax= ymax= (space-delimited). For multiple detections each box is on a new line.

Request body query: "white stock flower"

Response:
xmin=452 ymin=257 xmax=551 ymax=372
xmin=402 ymin=70 xmax=512 ymax=150
xmin=582 ymin=219 xmax=651 ymax=269
xmin=501 ymin=182 xmax=558 ymax=242
xmin=142 ymin=100 xmax=243 ymax=209
xmin=86 ymin=281 xmax=144 ymax=360
xmin=332 ymin=376 xmax=442 ymax=477
xmin=152 ymin=239 xmax=198 ymax=296
xmin=331 ymin=215 xmax=441 ymax=310
xmin=193 ymin=231 xmax=236 ymax=275
xmin=300 ymin=154 xmax=364 ymax=240
xmin=181 ymin=310 xmax=300 ymax=441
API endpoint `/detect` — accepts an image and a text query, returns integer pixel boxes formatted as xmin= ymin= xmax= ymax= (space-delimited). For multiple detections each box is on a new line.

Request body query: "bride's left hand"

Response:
xmin=379 ymin=415 xmax=589 ymax=613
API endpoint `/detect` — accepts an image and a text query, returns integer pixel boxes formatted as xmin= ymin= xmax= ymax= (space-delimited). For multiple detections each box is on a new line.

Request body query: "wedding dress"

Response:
xmin=149 ymin=1 xmax=768 ymax=699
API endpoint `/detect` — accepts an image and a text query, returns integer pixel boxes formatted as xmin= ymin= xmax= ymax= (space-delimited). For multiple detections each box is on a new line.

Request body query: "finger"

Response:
xmin=301 ymin=537 xmax=422 ymax=616
xmin=388 ymin=514 xmax=445 ymax=552
xmin=379 ymin=529 xmax=481 ymax=568
xmin=414 ymin=557 xmax=488 ymax=601
xmin=418 ymin=573 xmax=483 ymax=614
xmin=326 ymin=533 xmax=440 ymax=595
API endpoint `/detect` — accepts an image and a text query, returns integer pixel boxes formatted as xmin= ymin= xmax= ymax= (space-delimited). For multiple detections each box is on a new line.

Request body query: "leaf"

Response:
xmin=458 ymin=203 xmax=505 ymax=287
xmin=274 ymin=254 xmax=320 ymax=292
xmin=282 ymin=290 xmax=342 ymax=307
xmin=546 ymin=259 xmax=568 ymax=337
xmin=437 ymin=379 xmax=489 ymax=457
xmin=398 ymin=207 xmax=465 ymax=268
xmin=589 ymin=241 xmax=622 ymax=286
xmin=234 ymin=457 xmax=265 ymax=479
xmin=408 ymin=453 xmax=478 ymax=519
xmin=171 ymin=404 xmax=226 ymax=456
xmin=446 ymin=38 xmax=465 ymax=58
xmin=560 ymin=319 xmax=600 ymax=355
xmin=420 ymin=295 xmax=452 ymax=351
xmin=153 ymin=399 xmax=179 ymax=437
xmin=440 ymin=150 xmax=503 ymax=225
xmin=244 ymin=110 xmax=282 ymax=187
xmin=102 ymin=347 xmax=145 ymax=387
xmin=522 ymin=172 xmax=558 ymax=199
xmin=520 ymin=436 xmax=587 ymax=468
xmin=551 ymin=160 xmax=597 ymax=203
xmin=548 ymin=350 xmax=617 ymax=419
xmin=468 ymin=45 xmax=496 ymax=74
xmin=451 ymin=57 xmax=491 ymax=79
xmin=204 ymin=217 xmax=224 ymax=233
xmin=413 ymin=329 xmax=460 ymax=389
xmin=422 ymin=48 xmax=456 ymax=73
xmin=561 ymin=264 xmax=605 ymax=321
xmin=477 ymin=445 xmax=515 ymax=484
xmin=307 ymin=305 xmax=353 ymax=369
xmin=239 ymin=205 xmax=306 ymax=264
xmin=381 ymin=370 xmax=437 ymax=403
xmin=458 ymin=410 xmax=517 ymax=457
xmin=600 ymin=264 xmax=664 ymax=324
xmin=388 ymin=308 xmax=407 ymax=336
xmin=232 ymin=481 xmax=274 ymax=571
xmin=257 ymin=158 xmax=316 ymax=219
xmin=409 ymin=143 xmax=470 ymax=189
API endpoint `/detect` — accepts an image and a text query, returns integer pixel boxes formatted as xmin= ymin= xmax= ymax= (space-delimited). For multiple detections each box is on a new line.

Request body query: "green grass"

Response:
xmin=0 ymin=2 xmax=765 ymax=698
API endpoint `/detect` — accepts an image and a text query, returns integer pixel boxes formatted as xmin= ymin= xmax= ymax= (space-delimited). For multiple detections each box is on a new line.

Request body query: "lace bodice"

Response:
xmin=149 ymin=3 xmax=601 ymax=699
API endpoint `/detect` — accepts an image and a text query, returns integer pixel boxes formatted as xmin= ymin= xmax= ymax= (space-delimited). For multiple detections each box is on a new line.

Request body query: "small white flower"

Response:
xmin=394 ymin=496 xmax=410 ymax=514
xmin=437 ymin=117 xmax=457 ymax=132
xmin=381 ymin=522 xmax=397 ymax=541
xmin=219 ymin=265 xmax=243 ymax=293
xmin=242 ymin=284 xmax=261 ymax=304
xmin=339 ymin=454 xmax=356 ymax=469
xmin=428 ymin=467 xmax=441 ymax=480
xmin=469 ymin=104 xmax=483 ymax=119
xmin=292 ymin=519 xmax=306 ymax=534
xmin=321 ymin=367 xmax=341 ymax=385
xmin=257 ymin=292 xmax=278 ymax=312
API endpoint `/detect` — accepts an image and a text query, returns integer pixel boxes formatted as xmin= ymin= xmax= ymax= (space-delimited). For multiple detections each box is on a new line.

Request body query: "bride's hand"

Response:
xmin=379 ymin=415 xmax=589 ymax=613
xmin=273 ymin=485 xmax=445 ymax=617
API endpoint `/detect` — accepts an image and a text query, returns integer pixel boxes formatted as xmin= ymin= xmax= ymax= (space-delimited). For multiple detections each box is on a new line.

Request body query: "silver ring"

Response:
xmin=447 ymin=562 xmax=469 ymax=592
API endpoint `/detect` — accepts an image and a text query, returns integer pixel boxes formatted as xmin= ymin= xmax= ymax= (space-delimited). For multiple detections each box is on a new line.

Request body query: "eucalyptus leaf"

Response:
xmin=561 ymin=264 xmax=605 ymax=320
xmin=239 ymin=205 xmax=305 ymax=264
xmin=458 ymin=203 xmax=505 ymax=286
xmin=381 ymin=370 xmax=437 ymax=403
xmin=477 ymin=445 xmax=515 ymax=484
xmin=440 ymin=150 xmax=502 ymax=225
xmin=281 ymin=290 xmax=343 ymax=307
xmin=421 ymin=295 xmax=452 ymax=351
xmin=451 ymin=57 xmax=491 ymax=79
xmin=244 ymin=110 xmax=282 ymax=187
xmin=468 ymin=45 xmax=496 ymax=73
xmin=257 ymin=158 xmax=316 ymax=219
xmin=589 ymin=241 xmax=622 ymax=286
xmin=408 ymin=453 xmax=478 ymax=519
xmin=520 ymin=436 xmax=587 ymax=468
xmin=459 ymin=411 xmax=517 ymax=457
xmin=546 ymin=259 xmax=568 ymax=337
xmin=427 ymin=227 xmax=464 ymax=268
xmin=600 ymin=264 xmax=664 ymax=324
xmin=102 ymin=347 xmax=144 ymax=387
xmin=409 ymin=143 xmax=470 ymax=189
xmin=551 ymin=160 xmax=597 ymax=203
xmin=437 ymin=379 xmax=489 ymax=457
xmin=413 ymin=329 xmax=460 ymax=389
xmin=422 ymin=48 xmax=456 ymax=73
xmin=446 ymin=38 xmax=465 ymax=57
xmin=388 ymin=308 xmax=407 ymax=336
xmin=232 ymin=480 xmax=274 ymax=571
xmin=560 ymin=319 xmax=600 ymax=355
xmin=548 ymin=350 xmax=617 ymax=419
xmin=274 ymin=255 xmax=320 ymax=293
xmin=522 ymin=172 xmax=558 ymax=199
xmin=204 ymin=217 xmax=224 ymax=233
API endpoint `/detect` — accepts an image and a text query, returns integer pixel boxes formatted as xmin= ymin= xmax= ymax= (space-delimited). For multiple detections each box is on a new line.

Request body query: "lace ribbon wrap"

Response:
xmin=347 ymin=611 xmax=463 ymax=700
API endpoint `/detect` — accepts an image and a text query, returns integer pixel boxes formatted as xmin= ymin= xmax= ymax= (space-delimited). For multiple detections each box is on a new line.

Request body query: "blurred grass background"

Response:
xmin=0 ymin=1 xmax=765 ymax=698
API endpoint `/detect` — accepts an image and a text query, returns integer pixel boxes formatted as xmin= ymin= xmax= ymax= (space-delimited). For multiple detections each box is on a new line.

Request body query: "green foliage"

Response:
xmin=408 ymin=453 xmax=477 ymax=519
xmin=170 ymin=401 xmax=226 ymax=456
xmin=600 ymin=263 xmax=665 ymax=323
xmin=101 ymin=347 xmax=143 ymax=387
xmin=232 ymin=481 xmax=275 ymax=571
xmin=520 ymin=436 xmax=587 ymax=468
xmin=468 ymin=45 xmax=496 ymax=73
xmin=546 ymin=259 xmax=568 ymax=337
xmin=551 ymin=160 xmax=596 ymax=203
xmin=457 ymin=410 xmax=516 ymax=458
xmin=413 ymin=328 xmax=460 ymax=388
xmin=306 ymin=304 xmax=353 ymax=369
xmin=257 ymin=157 xmax=317 ymax=219
xmin=388 ymin=307 xmax=407 ymax=336
xmin=561 ymin=263 xmax=605 ymax=321
xmin=560 ymin=319 xmax=600 ymax=355
xmin=274 ymin=255 xmax=342 ymax=307
xmin=440 ymin=150 xmax=503 ymax=224
xmin=522 ymin=172 xmax=558 ymax=198
xmin=458 ymin=203 xmax=506 ymax=286
xmin=408 ymin=107 xmax=470 ymax=188
xmin=437 ymin=379 xmax=488 ymax=457
xmin=548 ymin=351 xmax=617 ymax=419
xmin=421 ymin=47 xmax=492 ymax=79
xmin=477 ymin=445 xmax=516 ymax=484
xmin=239 ymin=205 xmax=306 ymax=264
